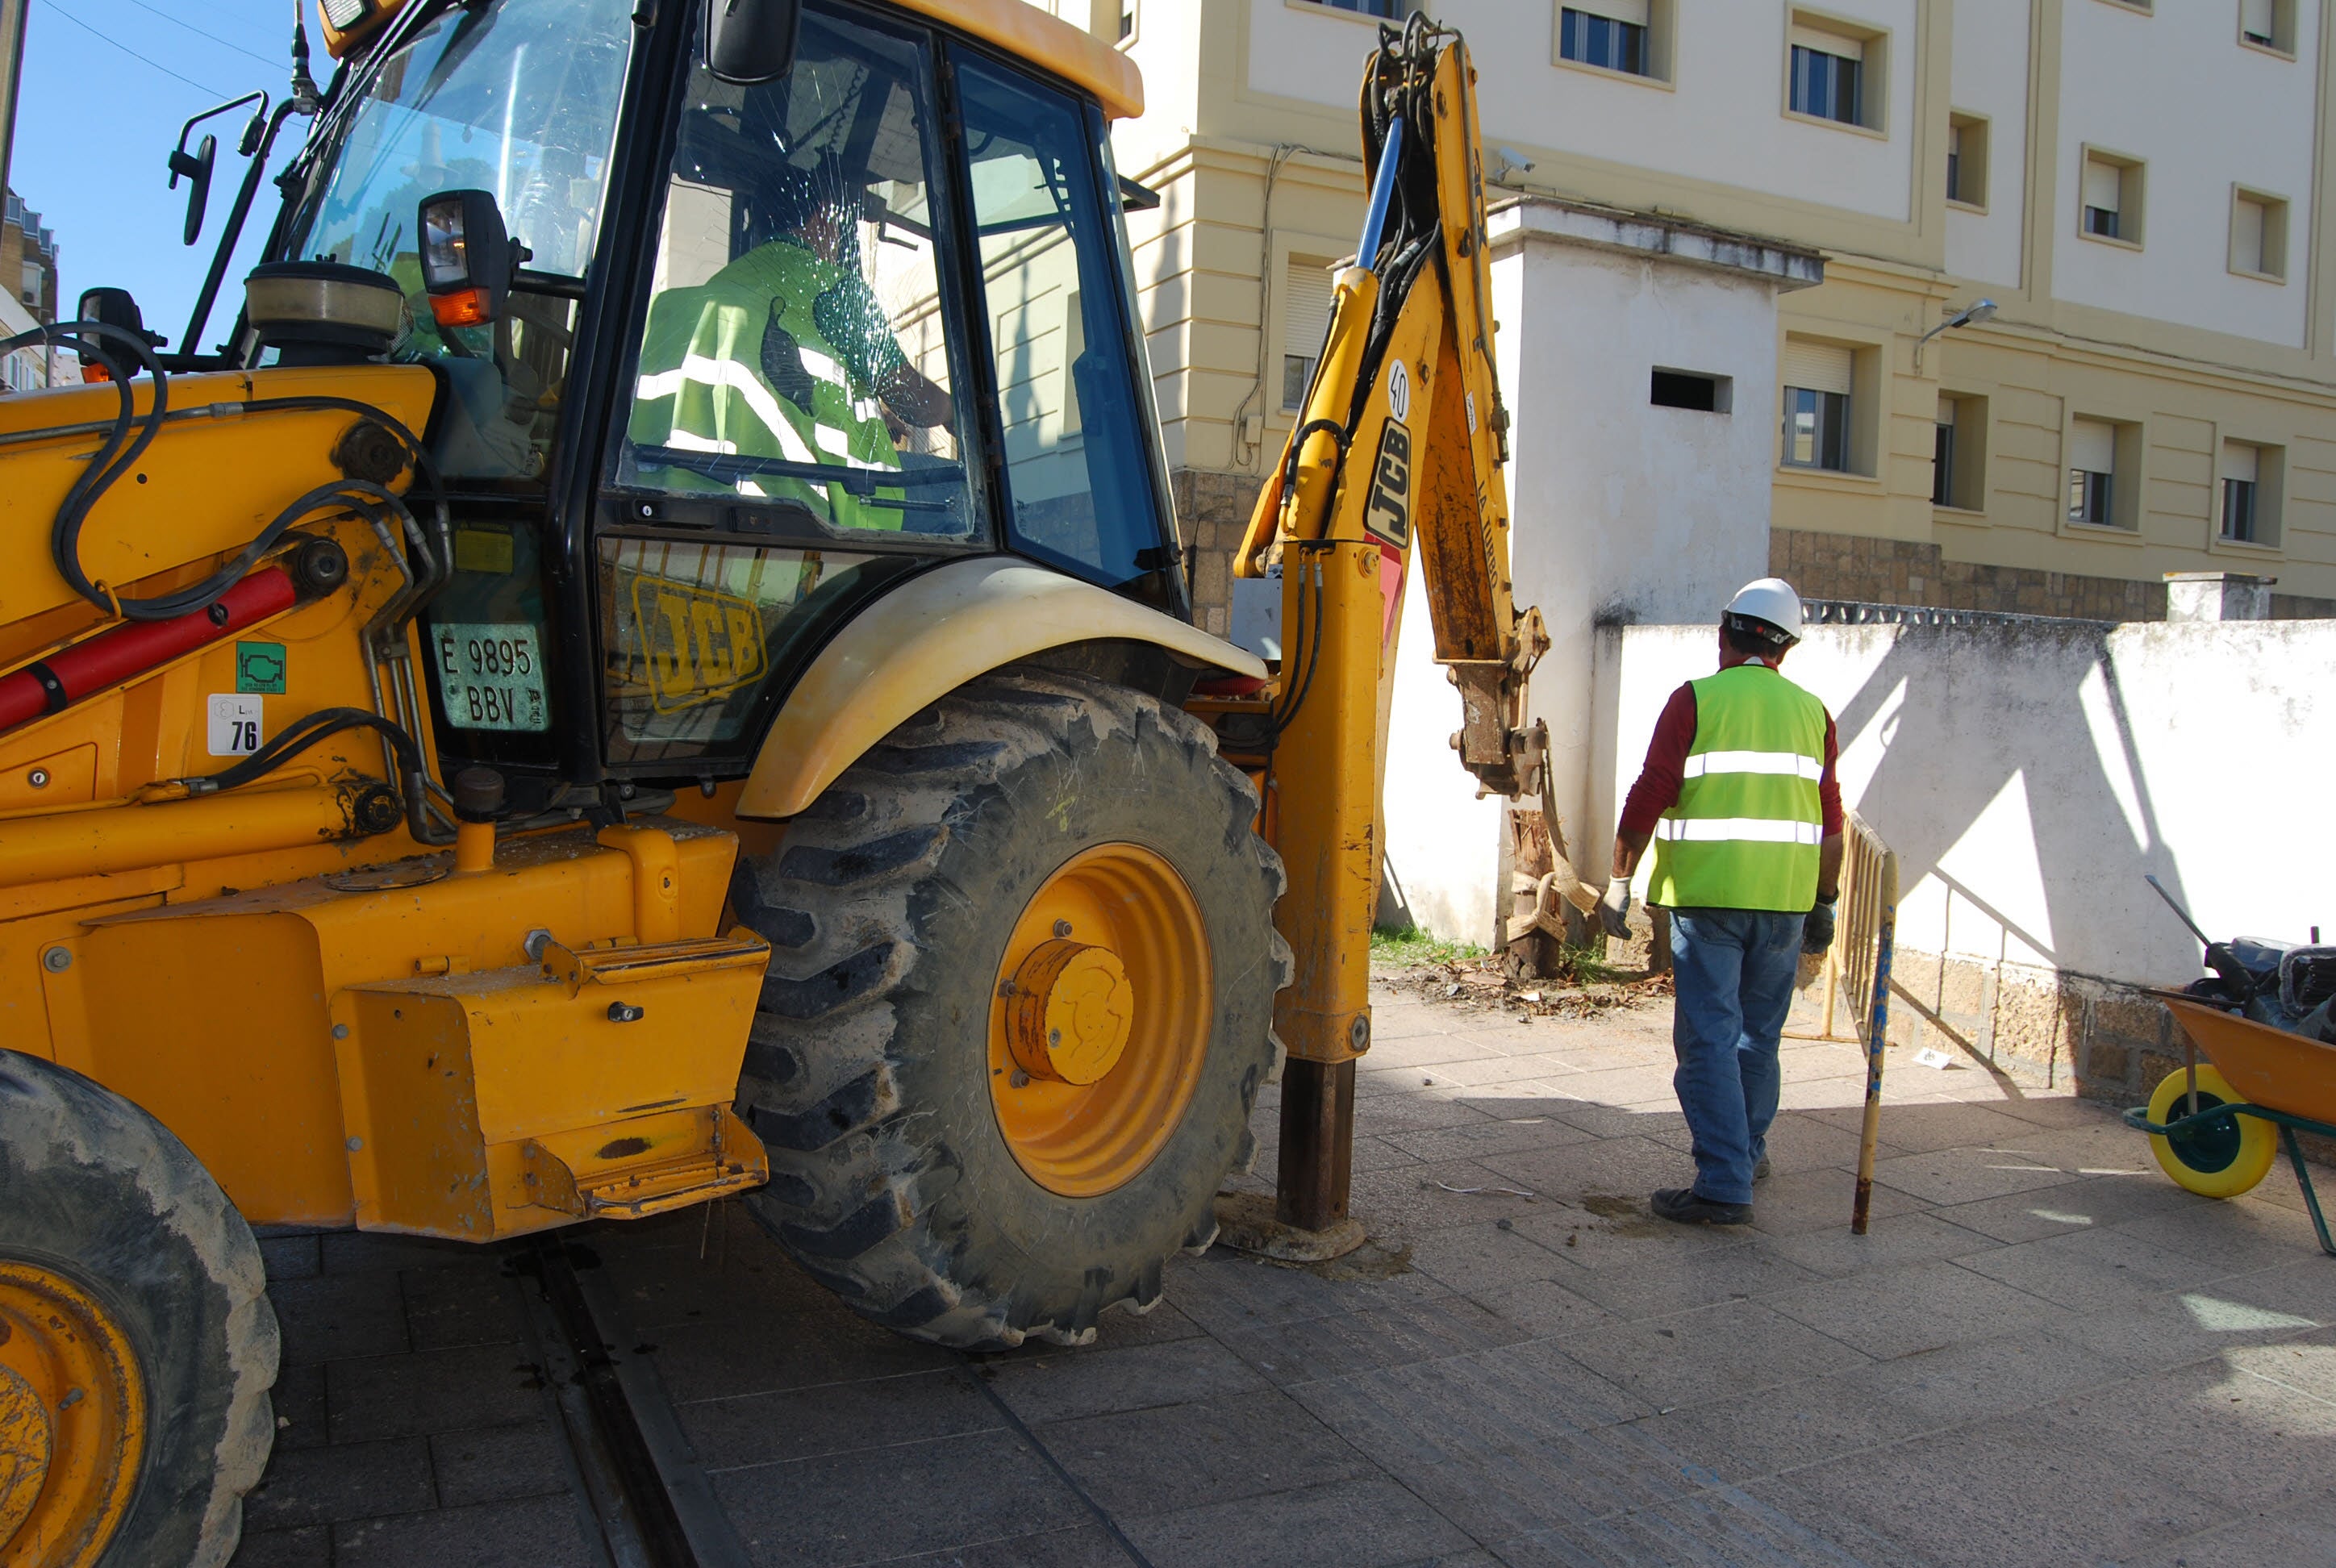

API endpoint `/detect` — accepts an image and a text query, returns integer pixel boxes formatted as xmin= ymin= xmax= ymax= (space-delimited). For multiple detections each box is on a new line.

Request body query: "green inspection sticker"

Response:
xmin=236 ymin=641 xmax=287 ymax=694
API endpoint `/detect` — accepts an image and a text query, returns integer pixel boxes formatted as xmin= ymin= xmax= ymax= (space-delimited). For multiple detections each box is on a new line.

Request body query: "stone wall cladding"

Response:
xmin=1875 ymin=945 xmax=2332 ymax=1166
xmin=1771 ymin=529 xmax=2171 ymax=620
xmin=1172 ymin=467 xmax=1269 ymax=636
xmin=1772 ymin=528 xmax=2336 ymax=621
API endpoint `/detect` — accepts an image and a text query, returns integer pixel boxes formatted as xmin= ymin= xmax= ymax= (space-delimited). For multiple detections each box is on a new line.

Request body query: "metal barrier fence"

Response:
xmin=1786 ymin=809 xmax=1900 ymax=1234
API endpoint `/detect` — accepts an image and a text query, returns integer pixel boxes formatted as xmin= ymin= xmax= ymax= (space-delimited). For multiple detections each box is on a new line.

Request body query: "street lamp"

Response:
xmin=1914 ymin=298 xmax=1996 ymax=373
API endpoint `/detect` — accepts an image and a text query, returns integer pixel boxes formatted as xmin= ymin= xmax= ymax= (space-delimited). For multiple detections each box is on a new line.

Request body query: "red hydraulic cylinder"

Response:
xmin=0 ymin=568 xmax=298 ymax=732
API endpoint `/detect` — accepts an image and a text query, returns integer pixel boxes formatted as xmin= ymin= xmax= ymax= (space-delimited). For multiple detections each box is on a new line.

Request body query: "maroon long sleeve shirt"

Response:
xmin=1618 ymin=676 xmax=1845 ymax=840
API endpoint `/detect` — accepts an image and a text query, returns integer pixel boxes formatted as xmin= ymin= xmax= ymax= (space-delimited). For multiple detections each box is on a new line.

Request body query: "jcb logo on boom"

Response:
xmin=631 ymin=578 xmax=768 ymax=712
xmin=1366 ymin=421 xmax=1412 ymax=548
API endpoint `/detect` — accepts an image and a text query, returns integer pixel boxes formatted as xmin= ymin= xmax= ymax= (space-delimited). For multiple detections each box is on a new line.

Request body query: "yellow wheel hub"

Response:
xmin=989 ymin=844 xmax=1212 ymax=1197
xmin=1006 ymin=941 xmax=1137 ymax=1086
xmin=0 ymin=1262 xmax=145 ymax=1568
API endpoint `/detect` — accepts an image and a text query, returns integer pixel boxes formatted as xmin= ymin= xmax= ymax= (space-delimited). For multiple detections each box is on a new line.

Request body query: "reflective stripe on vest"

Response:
xmin=626 ymin=239 xmax=905 ymax=531
xmin=1648 ymin=663 xmax=1830 ymax=912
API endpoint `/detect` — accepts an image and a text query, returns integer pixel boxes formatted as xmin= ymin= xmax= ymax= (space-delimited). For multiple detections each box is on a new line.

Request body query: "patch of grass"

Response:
xmin=1546 ymin=941 xmax=1621 ymax=986
xmin=1370 ymin=924 xmax=1487 ymax=967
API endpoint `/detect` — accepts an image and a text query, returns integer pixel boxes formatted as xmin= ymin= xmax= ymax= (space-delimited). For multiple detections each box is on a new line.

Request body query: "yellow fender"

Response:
xmin=736 ymin=557 xmax=1264 ymax=819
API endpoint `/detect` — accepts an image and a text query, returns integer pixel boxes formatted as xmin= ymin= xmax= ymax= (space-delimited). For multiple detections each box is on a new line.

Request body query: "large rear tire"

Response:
xmin=732 ymin=668 xmax=1286 ymax=1348
xmin=0 ymin=1051 xmax=277 ymax=1568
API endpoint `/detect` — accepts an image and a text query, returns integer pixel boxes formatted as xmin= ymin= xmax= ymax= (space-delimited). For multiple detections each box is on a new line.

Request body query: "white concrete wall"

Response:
xmin=1382 ymin=558 xmax=1504 ymax=944
xmin=1945 ymin=0 xmax=2029 ymax=289
xmin=1605 ymin=619 xmax=2336 ymax=987
xmin=2053 ymin=0 xmax=2317 ymax=347
xmin=1382 ymin=217 xmax=1787 ymax=943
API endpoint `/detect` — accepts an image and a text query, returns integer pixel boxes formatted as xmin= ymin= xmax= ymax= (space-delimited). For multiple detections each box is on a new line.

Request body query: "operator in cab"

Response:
xmin=628 ymin=155 xmax=953 ymax=529
xmin=1600 ymin=578 xmax=1845 ymax=1226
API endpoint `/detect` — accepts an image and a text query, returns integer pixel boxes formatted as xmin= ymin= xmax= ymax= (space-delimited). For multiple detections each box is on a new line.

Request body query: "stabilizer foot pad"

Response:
xmin=1211 ymin=1191 xmax=1368 ymax=1263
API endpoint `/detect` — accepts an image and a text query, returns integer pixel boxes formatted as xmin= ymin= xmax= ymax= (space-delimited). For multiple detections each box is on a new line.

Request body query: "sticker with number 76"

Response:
xmin=208 ymin=693 xmax=265 ymax=757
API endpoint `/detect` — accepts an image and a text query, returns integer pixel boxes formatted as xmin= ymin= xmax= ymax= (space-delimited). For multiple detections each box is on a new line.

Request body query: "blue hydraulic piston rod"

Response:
xmin=1355 ymin=115 xmax=1404 ymax=269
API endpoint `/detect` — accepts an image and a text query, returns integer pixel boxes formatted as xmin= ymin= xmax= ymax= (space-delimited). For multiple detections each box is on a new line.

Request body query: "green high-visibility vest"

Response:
xmin=627 ymin=237 xmax=907 ymax=531
xmin=1647 ymin=662 xmax=1830 ymax=913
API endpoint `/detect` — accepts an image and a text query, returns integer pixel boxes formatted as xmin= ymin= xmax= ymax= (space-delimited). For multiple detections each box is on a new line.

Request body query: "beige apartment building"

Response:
xmin=1044 ymin=0 xmax=2336 ymax=626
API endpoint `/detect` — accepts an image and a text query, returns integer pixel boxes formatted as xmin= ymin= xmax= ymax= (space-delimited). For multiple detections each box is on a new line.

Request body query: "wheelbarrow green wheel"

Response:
xmin=2146 ymin=1065 xmax=2277 ymax=1199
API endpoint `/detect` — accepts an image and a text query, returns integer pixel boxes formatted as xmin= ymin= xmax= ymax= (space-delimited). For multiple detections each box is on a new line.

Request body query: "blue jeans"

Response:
xmin=1668 ymin=907 xmax=1804 ymax=1205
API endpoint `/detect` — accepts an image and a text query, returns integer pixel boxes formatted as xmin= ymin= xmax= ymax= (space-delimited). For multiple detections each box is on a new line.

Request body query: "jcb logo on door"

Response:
xmin=632 ymin=578 xmax=767 ymax=712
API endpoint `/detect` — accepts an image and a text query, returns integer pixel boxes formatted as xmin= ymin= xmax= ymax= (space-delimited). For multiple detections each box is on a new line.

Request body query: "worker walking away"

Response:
xmin=1598 ymin=578 xmax=1844 ymax=1224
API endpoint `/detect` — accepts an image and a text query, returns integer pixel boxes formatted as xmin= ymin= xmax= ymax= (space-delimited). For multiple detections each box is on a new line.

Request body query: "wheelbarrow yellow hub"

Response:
xmin=0 ymin=1261 xmax=146 ymax=1567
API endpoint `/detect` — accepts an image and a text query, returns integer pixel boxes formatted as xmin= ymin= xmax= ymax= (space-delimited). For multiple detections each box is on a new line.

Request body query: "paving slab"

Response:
xmin=231 ymin=977 xmax=2336 ymax=1568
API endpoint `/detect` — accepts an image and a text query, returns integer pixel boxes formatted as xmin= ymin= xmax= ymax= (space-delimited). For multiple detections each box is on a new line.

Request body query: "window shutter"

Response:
xmin=2222 ymin=440 xmax=2259 ymax=484
xmin=2082 ymin=158 xmax=2122 ymax=214
xmin=2069 ymin=419 xmax=2116 ymax=473
xmin=1781 ymin=339 xmax=1854 ymax=397
xmin=1788 ymin=23 xmax=1861 ymax=60
xmin=2234 ymin=197 xmax=2267 ymax=273
xmin=1284 ymin=259 xmax=1336 ymax=358
xmin=1570 ymin=0 xmax=1650 ymax=24
xmin=2241 ymin=0 xmax=2276 ymax=39
xmin=1946 ymin=123 xmax=1963 ymax=159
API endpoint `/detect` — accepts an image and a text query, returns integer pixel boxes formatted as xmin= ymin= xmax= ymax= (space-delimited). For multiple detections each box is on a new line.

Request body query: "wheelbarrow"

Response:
xmin=2123 ymin=997 xmax=2336 ymax=1257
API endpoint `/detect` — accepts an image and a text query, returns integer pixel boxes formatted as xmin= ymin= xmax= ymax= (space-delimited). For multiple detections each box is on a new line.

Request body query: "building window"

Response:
xmin=2220 ymin=440 xmax=2281 ymax=544
xmin=1946 ymin=115 xmax=1988 ymax=208
xmin=1119 ymin=1 xmax=1135 ymax=40
xmin=2230 ymin=188 xmax=2289 ymax=280
xmin=2239 ymin=0 xmax=2294 ymax=54
xmin=1780 ymin=340 xmax=1854 ymax=472
xmin=2067 ymin=416 xmax=2130 ymax=528
xmin=1281 ymin=256 xmax=1336 ymax=413
xmin=2080 ymin=151 xmax=2143 ymax=244
xmin=1303 ymin=0 xmax=1401 ymax=15
xmin=1789 ymin=34 xmax=1863 ymax=125
xmin=1933 ymin=394 xmax=1988 ymax=511
xmin=1560 ymin=4 xmax=1648 ymax=75
xmin=1650 ymin=368 xmax=1731 ymax=412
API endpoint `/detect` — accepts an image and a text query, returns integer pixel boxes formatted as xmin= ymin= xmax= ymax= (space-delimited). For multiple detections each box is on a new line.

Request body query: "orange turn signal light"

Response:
xmin=81 ymin=364 xmax=113 ymax=383
xmin=429 ymin=287 xmax=494 ymax=329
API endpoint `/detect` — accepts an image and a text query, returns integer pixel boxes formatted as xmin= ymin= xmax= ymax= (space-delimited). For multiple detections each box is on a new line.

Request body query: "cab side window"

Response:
xmin=953 ymin=53 xmax=1176 ymax=604
xmin=615 ymin=7 xmax=974 ymax=541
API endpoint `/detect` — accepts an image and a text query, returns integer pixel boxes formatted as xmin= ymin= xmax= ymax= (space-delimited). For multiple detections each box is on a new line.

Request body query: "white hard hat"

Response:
xmin=1723 ymin=578 xmax=1804 ymax=644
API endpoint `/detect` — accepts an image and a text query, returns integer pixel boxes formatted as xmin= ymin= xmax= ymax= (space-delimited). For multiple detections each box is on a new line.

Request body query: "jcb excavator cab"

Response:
xmin=2 ymin=2 xmax=1294 ymax=1562
xmin=281 ymin=0 xmax=1189 ymax=801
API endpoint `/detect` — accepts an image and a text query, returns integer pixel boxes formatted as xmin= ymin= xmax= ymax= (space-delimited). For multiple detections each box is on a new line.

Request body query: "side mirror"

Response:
xmin=76 ymin=288 xmax=166 ymax=381
xmin=706 ymin=0 xmax=800 ymax=85
xmin=168 ymin=132 xmax=217 ymax=247
xmin=419 ymin=189 xmax=513 ymax=329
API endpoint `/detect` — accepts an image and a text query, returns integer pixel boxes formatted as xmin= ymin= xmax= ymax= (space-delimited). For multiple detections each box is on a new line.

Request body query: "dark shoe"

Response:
xmin=1651 ymin=1187 xmax=1752 ymax=1226
xmin=1754 ymin=1157 xmax=1772 ymax=1182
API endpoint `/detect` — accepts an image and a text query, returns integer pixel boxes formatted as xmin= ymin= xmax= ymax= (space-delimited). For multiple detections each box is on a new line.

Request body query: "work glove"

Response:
xmin=1597 ymin=878 xmax=1633 ymax=941
xmin=1802 ymin=895 xmax=1838 ymax=956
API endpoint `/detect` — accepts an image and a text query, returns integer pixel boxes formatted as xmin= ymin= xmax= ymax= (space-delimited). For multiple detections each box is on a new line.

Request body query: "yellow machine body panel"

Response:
xmin=35 ymin=822 xmax=753 ymax=1230
xmin=0 ymin=366 xmax=438 ymax=652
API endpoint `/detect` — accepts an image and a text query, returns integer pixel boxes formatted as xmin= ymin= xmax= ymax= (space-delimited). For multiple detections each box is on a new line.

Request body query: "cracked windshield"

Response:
xmin=617 ymin=7 xmax=970 ymax=540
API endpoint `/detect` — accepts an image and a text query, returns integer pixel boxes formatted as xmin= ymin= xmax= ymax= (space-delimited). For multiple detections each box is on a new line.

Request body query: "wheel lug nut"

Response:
xmin=1053 ymin=920 xmax=1072 ymax=938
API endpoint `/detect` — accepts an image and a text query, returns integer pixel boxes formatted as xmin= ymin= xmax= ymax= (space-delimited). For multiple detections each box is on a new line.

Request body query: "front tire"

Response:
xmin=0 ymin=1051 xmax=278 ymax=1567
xmin=732 ymin=668 xmax=1287 ymax=1348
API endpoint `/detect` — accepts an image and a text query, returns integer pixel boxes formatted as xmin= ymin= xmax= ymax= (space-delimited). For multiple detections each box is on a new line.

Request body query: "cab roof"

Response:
xmin=320 ymin=0 xmax=1143 ymax=119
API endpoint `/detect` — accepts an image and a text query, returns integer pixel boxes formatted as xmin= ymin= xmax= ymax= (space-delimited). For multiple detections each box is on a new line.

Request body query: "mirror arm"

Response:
xmin=184 ymin=97 xmax=305 ymax=360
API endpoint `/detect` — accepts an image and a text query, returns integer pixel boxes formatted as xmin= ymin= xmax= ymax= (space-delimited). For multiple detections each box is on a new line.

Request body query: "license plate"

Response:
xmin=434 ymin=621 xmax=549 ymax=732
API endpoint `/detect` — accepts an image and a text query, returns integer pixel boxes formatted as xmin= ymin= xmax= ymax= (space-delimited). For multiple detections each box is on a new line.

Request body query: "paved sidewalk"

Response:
xmin=232 ymin=982 xmax=2335 ymax=1567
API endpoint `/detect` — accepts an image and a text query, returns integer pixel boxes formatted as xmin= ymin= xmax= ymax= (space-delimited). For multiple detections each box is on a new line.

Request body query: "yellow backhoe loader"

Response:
xmin=0 ymin=2 xmax=1549 ymax=1562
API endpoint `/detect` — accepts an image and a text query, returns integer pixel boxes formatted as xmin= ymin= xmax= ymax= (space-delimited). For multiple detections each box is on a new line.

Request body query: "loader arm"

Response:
xmin=1218 ymin=18 xmax=1554 ymax=1236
